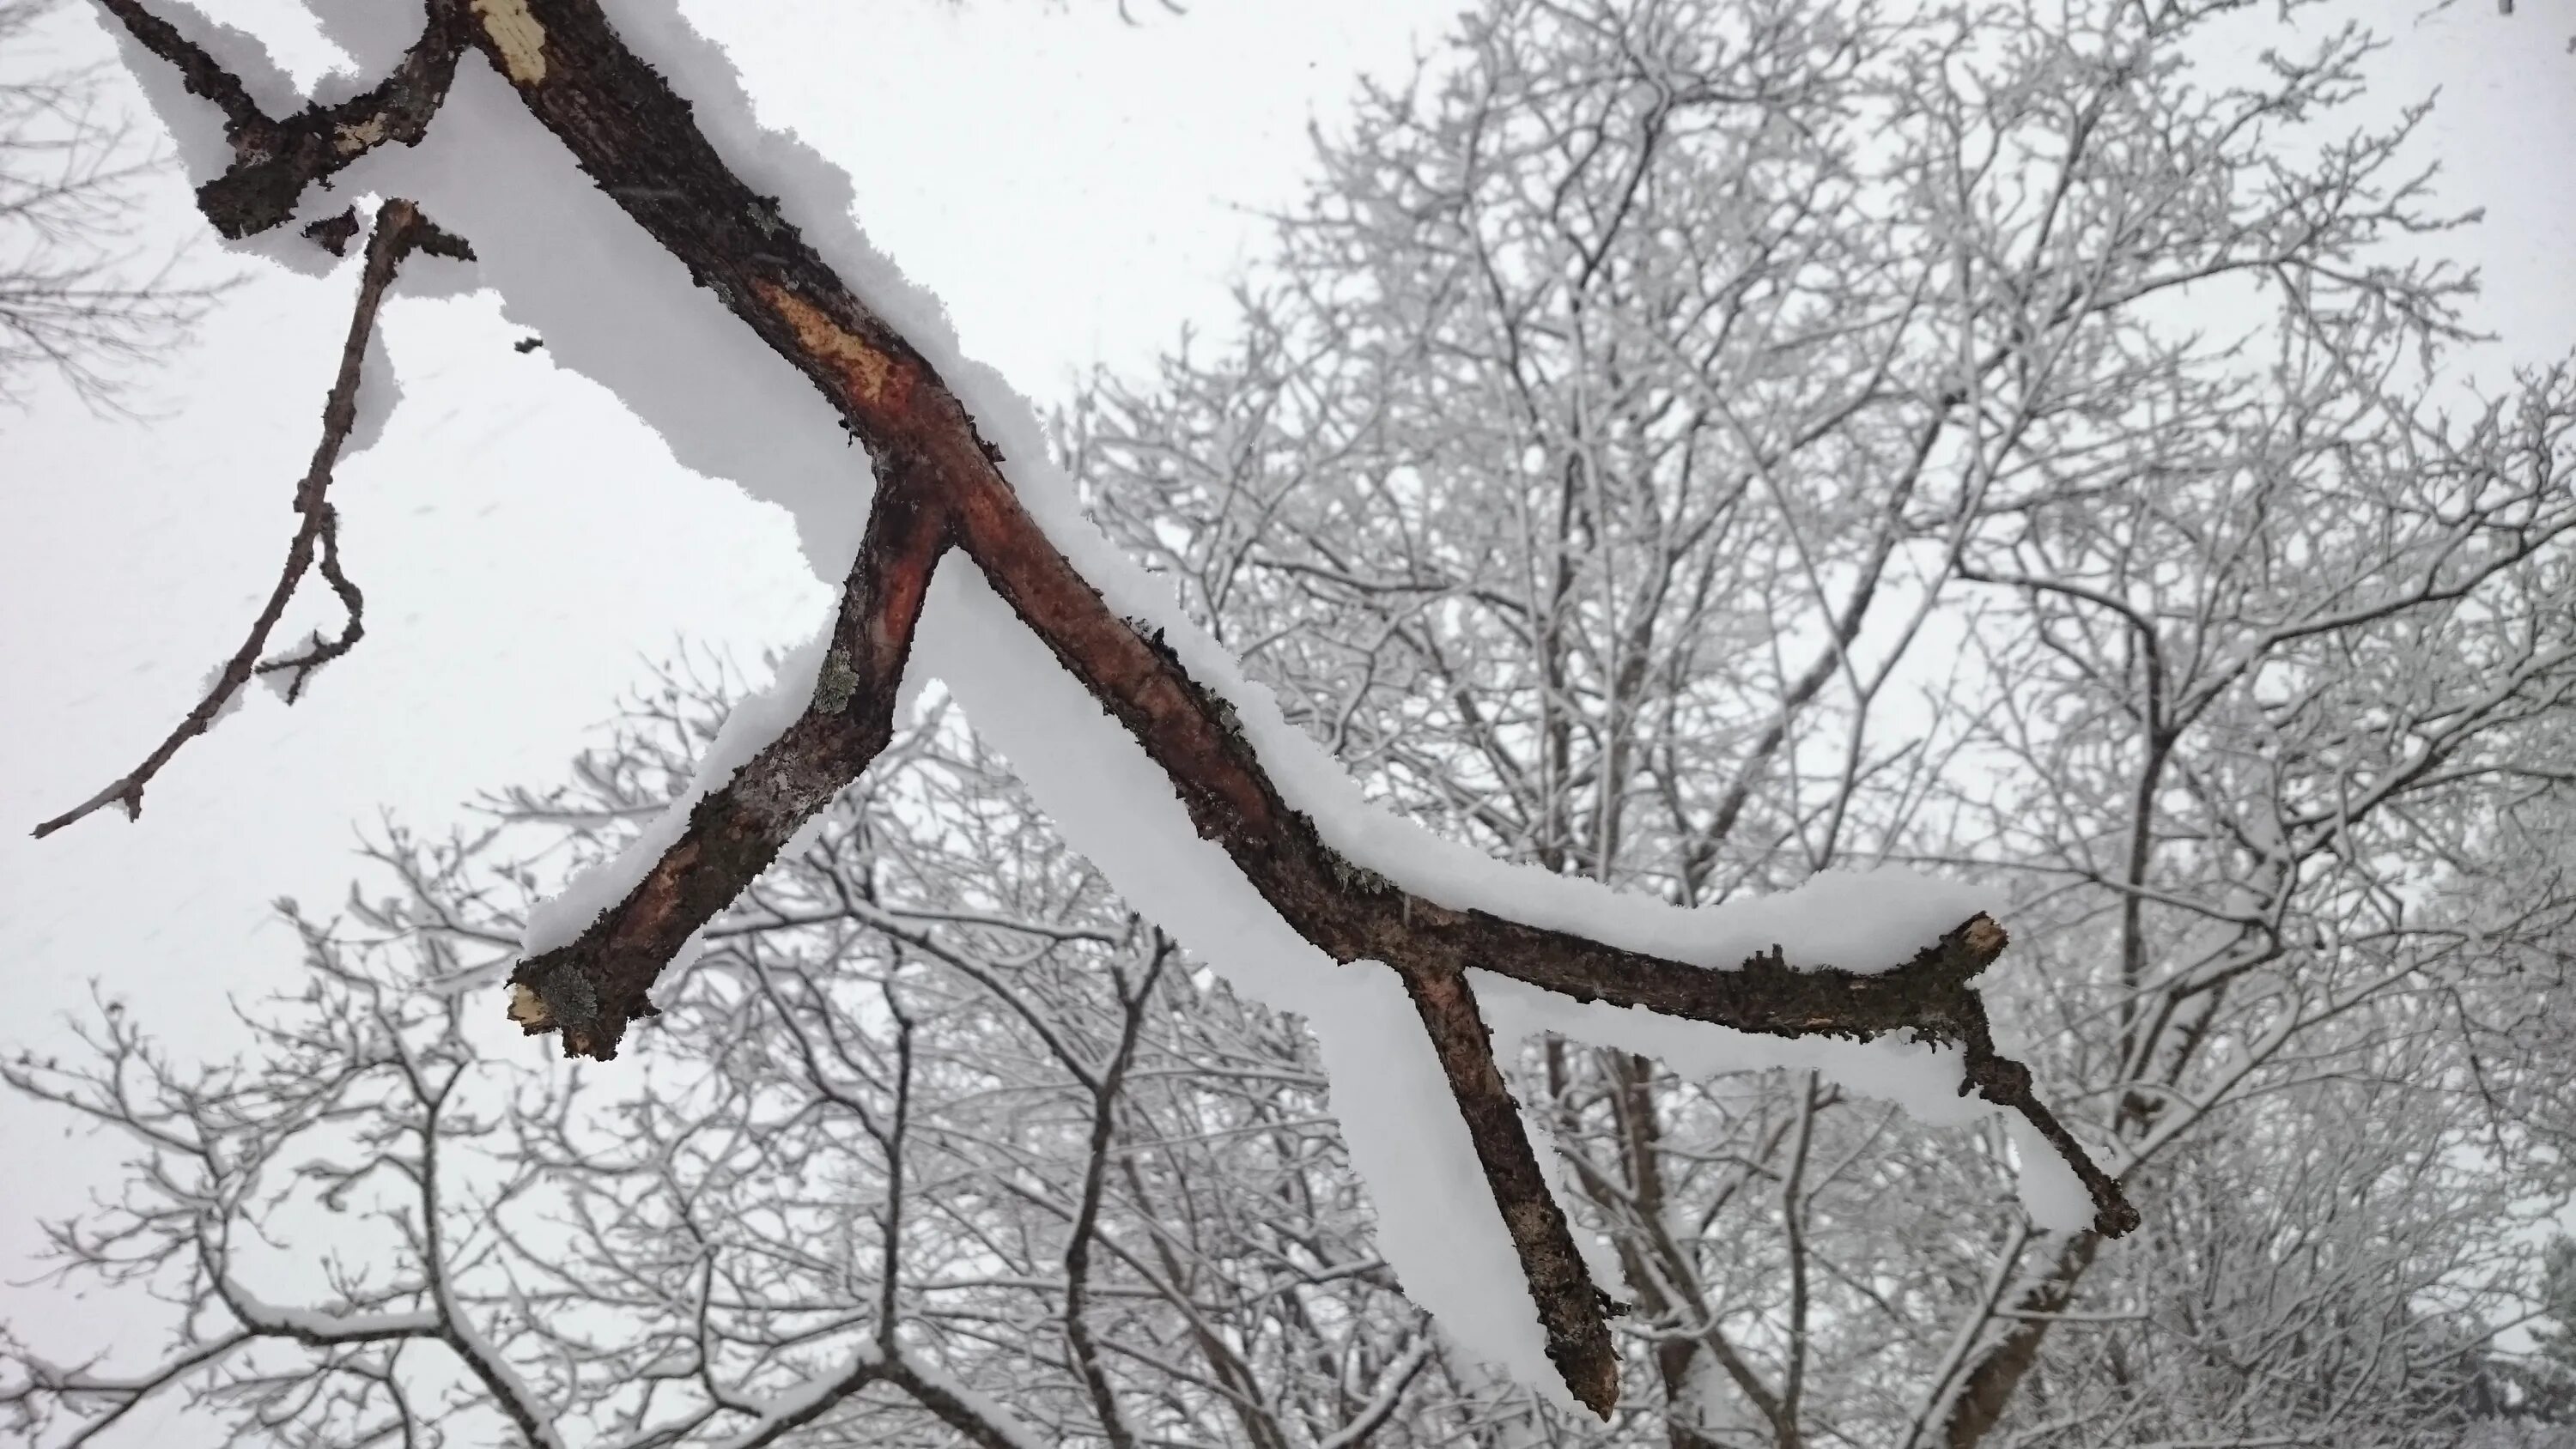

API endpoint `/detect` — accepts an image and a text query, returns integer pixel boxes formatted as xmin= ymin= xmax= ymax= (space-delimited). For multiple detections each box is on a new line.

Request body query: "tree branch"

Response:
xmin=94 ymin=0 xmax=471 ymax=237
xmin=32 ymin=196 xmax=470 ymax=839
xmin=89 ymin=0 xmax=2141 ymax=1417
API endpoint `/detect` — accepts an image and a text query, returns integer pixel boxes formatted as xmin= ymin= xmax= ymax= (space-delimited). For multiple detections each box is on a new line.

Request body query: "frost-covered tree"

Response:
xmin=0 ymin=0 xmax=216 ymax=403
xmin=4 ymin=674 xmax=2564 ymax=1446
xmin=10 ymin=0 xmax=2574 ymax=1446
xmin=23 ymin=0 xmax=2148 ymax=1419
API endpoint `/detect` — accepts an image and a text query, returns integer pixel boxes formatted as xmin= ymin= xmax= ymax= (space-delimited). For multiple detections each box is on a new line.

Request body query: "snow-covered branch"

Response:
xmin=142 ymin=0 xmax=2576 ymax=1422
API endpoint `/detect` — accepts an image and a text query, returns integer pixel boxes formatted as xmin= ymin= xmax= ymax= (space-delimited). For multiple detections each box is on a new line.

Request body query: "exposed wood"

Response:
xmin=504 ymin=464 xmax=951 ymax=1059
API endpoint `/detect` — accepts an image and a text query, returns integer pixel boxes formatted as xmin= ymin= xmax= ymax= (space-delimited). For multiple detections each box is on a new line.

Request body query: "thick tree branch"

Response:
xmin=91 ymin=0 xmax=2139 ymax=1416
xmin=32 ymin=197 xmax=470 ymax=839
xmin=1396 ymin=950 xmax=1624 ymax=1412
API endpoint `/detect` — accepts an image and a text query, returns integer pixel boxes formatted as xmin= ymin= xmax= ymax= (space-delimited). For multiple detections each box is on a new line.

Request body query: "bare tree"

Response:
xmin=2 ymin=662 xmax=2560 ymax=1446
xmin=3 ymin=681 xmax=1507 ymax=1447
xmin=0 ymin=0 xmax=213 ymax=405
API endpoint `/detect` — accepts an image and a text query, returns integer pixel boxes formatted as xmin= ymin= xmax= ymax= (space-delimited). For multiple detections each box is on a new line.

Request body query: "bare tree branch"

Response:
xmin=31 ymin=195 xmax=469 ymax=838
xmin=0 ymin=0 xmax=224 ymax=405
xmin=92 ymin=0 xmax=469 ymax=237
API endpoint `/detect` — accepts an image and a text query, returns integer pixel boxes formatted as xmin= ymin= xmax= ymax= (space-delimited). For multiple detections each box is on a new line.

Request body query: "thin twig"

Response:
xmin=32 ymin=197 xmax=470 ymax=838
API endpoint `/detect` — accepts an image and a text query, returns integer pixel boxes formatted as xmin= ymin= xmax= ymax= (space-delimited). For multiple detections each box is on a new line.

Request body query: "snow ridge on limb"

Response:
xmin=88 ymin=0 xmax=2136 ymax=1417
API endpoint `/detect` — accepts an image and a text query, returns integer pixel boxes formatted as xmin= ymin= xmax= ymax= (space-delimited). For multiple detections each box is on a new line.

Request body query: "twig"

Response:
xmin=32 ymin=197 xmax=471 ymax=838
xmin=1061 ymin=937 xmax=1170 ymax=1447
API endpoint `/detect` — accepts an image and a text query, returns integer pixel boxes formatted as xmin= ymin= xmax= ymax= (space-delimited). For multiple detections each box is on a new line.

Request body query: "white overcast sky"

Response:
xmin=0 ymin=0 xmax=2570 ymax=1365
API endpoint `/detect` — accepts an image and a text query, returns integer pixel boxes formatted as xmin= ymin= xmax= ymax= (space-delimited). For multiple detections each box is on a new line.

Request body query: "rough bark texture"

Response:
xmin=1938 ymin=1231 xmax=2104 ymax=1448
xmin=88 ymin=0 xmax=2140 ymax=1418
xmin=505 ymin=470 xmax=951 ymax=1059
xmin=97 ymin=0 xmax=469 ymax=237
xmin=1396 ymin=951 xmax=1624 ymax=1413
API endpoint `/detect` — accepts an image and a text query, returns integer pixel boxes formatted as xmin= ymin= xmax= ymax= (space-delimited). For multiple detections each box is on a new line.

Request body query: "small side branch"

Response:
xmin=502 ymin=470 xmax=952 ymax=1058
xmin=32 ymin=198 xmax=470 ymax=839
xmin=94 ymin=0 xmax=471 ymax=237
xmin=1954 ymin=995 xmax=2139 ymax=1238
xmin=1394 ymin=955 xmax=1622 ymax=1416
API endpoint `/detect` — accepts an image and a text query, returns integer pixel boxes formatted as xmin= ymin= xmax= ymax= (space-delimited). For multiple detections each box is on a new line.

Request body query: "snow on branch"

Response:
xmin=80 ymin=0 xmax=2137 ymax=1416
xmin=94 ymin=0 xmax=468 ymax=237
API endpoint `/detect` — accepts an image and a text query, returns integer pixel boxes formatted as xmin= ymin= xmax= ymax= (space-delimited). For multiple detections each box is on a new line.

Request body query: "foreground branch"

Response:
xmin=33 ymin=197 xmax=470 ymax=839
xmin=95 ymin=0 xmax=469 ymax=236
xmin=505 ymin=464 xmax=951 ymax=1058
xmin=88 ymin=0 xmax=2140 ymax=1416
